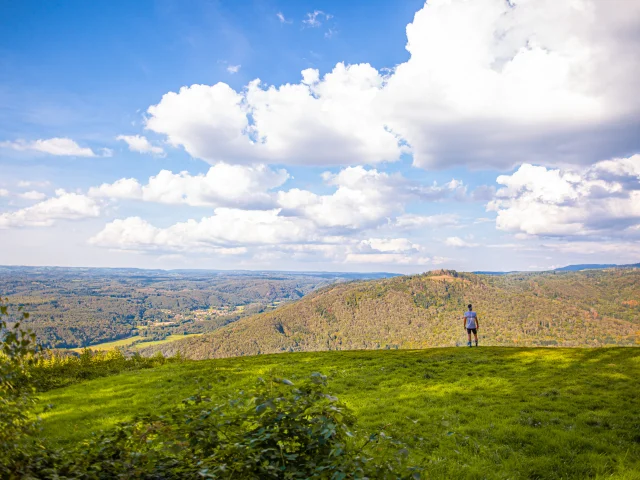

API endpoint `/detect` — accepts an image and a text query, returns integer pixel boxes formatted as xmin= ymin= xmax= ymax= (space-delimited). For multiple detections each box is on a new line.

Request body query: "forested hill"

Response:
xmin=140 ymin=269 xmax=640 ymax=359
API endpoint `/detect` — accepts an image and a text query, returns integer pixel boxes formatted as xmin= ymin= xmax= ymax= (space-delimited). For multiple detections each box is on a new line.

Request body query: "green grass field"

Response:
xmin=68 ymin=333 xmax=202 ymax=352
xmin=38 ymin=348 xmax=640 ymax=479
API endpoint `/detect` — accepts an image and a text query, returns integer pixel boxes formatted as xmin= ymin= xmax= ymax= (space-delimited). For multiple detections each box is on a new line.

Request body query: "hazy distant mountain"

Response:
xmin=474 ymin=263 xmax=640 ymax=275
xmin=553 ymin=263 xmax=639 ymax=272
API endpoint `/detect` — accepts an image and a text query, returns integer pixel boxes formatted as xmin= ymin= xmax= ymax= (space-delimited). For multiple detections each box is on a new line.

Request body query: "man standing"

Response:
xmin=463 ymin=304 xmax=479 ymax=347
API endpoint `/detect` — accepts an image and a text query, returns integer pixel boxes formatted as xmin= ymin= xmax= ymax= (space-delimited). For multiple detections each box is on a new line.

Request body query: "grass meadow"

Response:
xmin=67 ymin=333 xmax=202 ymax=352
xmin=38 ymin=348 xmax=640 ymax=479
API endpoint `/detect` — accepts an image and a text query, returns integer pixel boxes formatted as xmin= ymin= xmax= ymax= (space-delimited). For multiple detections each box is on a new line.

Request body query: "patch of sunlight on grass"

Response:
xmin=134 ymin=333 xmax=202 ymax=348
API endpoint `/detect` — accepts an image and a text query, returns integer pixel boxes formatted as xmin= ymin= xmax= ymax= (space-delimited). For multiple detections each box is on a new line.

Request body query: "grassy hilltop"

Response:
xmin=38 ymin=348 xmax=640 ymax=479
xmin=139 ymin=269 xmax=640 ymax=359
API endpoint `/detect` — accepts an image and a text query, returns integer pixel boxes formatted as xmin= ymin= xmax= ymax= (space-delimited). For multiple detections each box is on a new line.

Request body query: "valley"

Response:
xmin=0 ymin=266 xmax=397 ymax=349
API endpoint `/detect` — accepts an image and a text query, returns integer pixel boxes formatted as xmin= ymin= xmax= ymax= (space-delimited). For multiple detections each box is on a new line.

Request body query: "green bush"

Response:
xmin=66 ymin=374 xmax=421 ymax=479
xmin=0 ymin=300 xmax=59 ymax=477
xmin=29 ymin=348 xmax=184 ymax=391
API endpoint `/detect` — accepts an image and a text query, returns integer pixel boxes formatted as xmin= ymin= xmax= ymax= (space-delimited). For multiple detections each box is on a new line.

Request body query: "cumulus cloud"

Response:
xmin=116 ymin=135 xmax=164 ymax=156
xmin=0 ymin=137 xmax=101 ymax=157
xmin=381 ymin=0 xmax=640 ymax=168
xmin=90 ymin=209 xmax=435 ymax=266
xmin=488 ymin=154 xmax=640 ymax=239
xmin=88 ymin=164 xmax=472 ymax=263
xmin=359 ymin=238 xmax=420 ymax=254
xmin=445 ymin=236 xmax=479 ymax=248
xmin=18 ymin=191 xmax=47 ymax=201
xmin=145 ymin=64 xmax=403 ymax=166
xmin=89 ymin=208 xmax=320 ymax=253
xmin=89 ymin=163 xmax=289 ymax=208
xmin=342 ymin=238 xmax=431 ymax=264
xmin=0 ymin=189 xmax=9 ymax=197
xmin=277 ymin=166 xmax=464 ymax=230
xmin=139 ymin=0 xmax=640 ymax=169
xmin=226 ymin=65 xmax=241 ymax=74
xmin=392 ymin=213 xmax=460 ymax=230
xmin=0 ymin=190 xmax=102 ymax=228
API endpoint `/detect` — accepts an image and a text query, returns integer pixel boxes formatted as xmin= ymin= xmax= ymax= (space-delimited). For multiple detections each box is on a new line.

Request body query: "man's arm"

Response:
xmin=475 ymin=316 xmax=479 ymax=330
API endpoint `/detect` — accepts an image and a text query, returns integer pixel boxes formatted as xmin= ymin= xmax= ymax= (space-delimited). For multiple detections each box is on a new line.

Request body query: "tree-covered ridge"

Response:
xmin=140 ymin=269 xmax=640 ymax=359
xmin=1 ymin=266 xmax=395 ymax=349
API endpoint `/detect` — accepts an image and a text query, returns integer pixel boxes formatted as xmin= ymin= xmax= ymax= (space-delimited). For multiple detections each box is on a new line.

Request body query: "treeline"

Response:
xmin=140 ymin=269 xmax=640 ymax=359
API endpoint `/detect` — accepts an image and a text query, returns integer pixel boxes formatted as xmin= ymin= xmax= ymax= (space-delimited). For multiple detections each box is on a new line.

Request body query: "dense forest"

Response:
xmin=139 ymin=269 xmax=640 ymax=359
xmin=0 ymin=266 xmax=397 ymax=348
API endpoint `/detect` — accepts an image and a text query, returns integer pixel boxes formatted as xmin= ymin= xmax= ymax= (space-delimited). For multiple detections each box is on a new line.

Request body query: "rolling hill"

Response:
xmin=139 ymin=269 xmax=640 ymax=359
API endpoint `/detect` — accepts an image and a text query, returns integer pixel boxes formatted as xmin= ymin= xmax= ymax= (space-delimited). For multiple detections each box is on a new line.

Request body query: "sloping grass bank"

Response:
xmin=39 ymin=348 xmax=640 ymax=479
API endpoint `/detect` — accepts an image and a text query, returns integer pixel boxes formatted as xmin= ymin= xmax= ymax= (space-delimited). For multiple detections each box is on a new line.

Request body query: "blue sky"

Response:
xmin=1 ymin=0 xmax=639 ymax=273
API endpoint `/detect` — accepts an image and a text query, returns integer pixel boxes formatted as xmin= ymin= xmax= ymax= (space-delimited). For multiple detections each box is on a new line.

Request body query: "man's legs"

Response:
xmin=473 ymin=331 xmax=478 ymax=346
xmin=467 ymin=330 xmax=472 ymax=347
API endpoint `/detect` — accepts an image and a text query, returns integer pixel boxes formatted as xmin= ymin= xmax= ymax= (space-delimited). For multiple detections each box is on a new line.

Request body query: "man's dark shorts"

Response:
xmin=467 ymin=328 xmax=477 ymax=334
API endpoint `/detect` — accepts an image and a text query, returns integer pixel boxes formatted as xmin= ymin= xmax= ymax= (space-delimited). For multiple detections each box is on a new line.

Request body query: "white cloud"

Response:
xmin=393 ymin=213 xmax=459 ymax=229
xmin=473 ymin=217 xmax=495 ymax=224
xmin=277 ymin=166 xmax=467 ymax=231
xmin=0 ymin=190 xmax=102 ymax=228
xmin=488 ymin=154 xmax=640 ymax=239
xmin=278 ymin=167 xmax=405 ymax=229
xmin=276 ymin=12 xmax=290 ymax=24
xmin=90 ymin=208 xmax=320 ymax=252
xmin=344 ymin=253 xmax=431 ymax=265
xmin=145 ymin=64 xmax=403 ymax=166
xmin=89 ymin=163 xmax=289 ymax=208
xmin=18 ymin=191 xmax=47 ymax=201
xmin=89 ymin=178 xmax=143 ymax=200
xmin=142 ymin=0 xmax=640 ymax=169
xmin=359 ymin=238 xmax=420 ymax=254
xmin=303 ymin=10 xmax=331 ymax=28
xmin=116 ymin=135 xmax=164 ymax=156
xmin=381 ymin=0 xmax=640 ymax=168
xmin=0 ymin=137 xmax=99 ymax=157
xmin=17 ymin=180 xmax=50 ymax=188
xmin=88 ymin=164 xmax=470 ymax=264
xmin=445 ymin=236 xmax=478 ymax=248
xmin=226 ymin=65 xmax=241 ymax=74
xmin=0 ymin=189 xmax=9 ymax=197
xmin=266 ymin=237 xmax=431 ymax=266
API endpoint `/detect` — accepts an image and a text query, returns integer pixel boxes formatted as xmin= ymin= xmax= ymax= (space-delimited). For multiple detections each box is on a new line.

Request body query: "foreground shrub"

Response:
xmin=0 ymin=301 xmax=55 ymax=477
xmin=67 ymin=373 xmax=421 ymax=479
xmin=30 ymin=348 xmax=184 ymax=391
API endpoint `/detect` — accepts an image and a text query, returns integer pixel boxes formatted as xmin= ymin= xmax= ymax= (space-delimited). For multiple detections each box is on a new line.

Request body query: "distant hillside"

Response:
xmin=475 ymin=263 xmax=640 ymax=275
xmin=140 ymin=269 xmax=640 ymax=359
xmin=554 ymin=263 xmax=640 ymax=272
